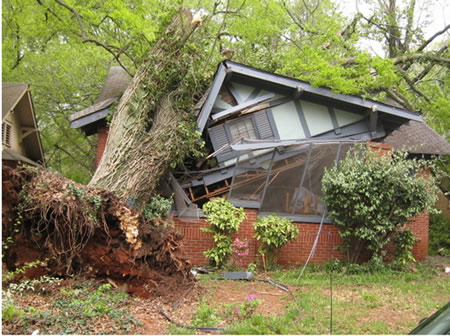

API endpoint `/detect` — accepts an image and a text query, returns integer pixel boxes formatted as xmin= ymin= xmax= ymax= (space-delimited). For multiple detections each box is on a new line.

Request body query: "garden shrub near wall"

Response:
xmin=322 ymin=144 xmax=439 ymax=266
xmin=254 ymin=214 xmax=299 ymax=269
xmin=429 ymin=213 xmax=450 ymax=255
xmin=201 ymin=198 xmax=247 ymax=267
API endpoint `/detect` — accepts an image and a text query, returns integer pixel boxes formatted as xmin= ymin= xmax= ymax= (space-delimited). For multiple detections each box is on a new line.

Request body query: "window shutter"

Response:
xmin=254 ymin=110 xmax=274 ymax=139
xmin=208 ymin=124 xmax=232 ymax=154
xmin=2 ymin=122 xmax=12 ymax=147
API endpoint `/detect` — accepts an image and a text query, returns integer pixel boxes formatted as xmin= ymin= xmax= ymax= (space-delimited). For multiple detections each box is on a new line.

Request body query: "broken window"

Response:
xmin=229 ymin=117 xmax=257 ymax=141
xmin=228 ymin=150 xmax=274 ymax=207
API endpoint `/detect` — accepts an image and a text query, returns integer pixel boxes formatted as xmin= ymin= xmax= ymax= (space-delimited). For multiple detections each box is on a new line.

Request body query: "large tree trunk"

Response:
xmin=89 ymin=8 xmax=203 ymax=209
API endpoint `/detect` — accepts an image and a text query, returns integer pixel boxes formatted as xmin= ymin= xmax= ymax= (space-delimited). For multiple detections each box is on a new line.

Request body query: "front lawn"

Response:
xmin=2 ymin=256 xmax=449 ymax=335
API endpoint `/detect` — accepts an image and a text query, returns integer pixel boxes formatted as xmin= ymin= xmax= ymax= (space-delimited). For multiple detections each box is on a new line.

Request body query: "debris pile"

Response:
xmin=2 ymin=165 xmax=194 ymax=299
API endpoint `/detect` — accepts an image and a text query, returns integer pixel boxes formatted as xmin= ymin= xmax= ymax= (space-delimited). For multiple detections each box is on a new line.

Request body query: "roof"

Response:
xmin=2 ymin=83 xmax=28 ymax=120
xmin=2 ymin=148 xmax=42 ymax=166
xmin=2 ymin=83 xmax=45 ymax=165
xmin=196 ymin=61 xmax=424 ymax=132
xmin=96 ymin=66 xmax=131 ymax=103
xmin=382 ymin=121 xmax=450 ymax=155
xmin=69 ymin=97 xmax=117 ymax=122
xmin=69 ymin=66 xmax=131 ymax=131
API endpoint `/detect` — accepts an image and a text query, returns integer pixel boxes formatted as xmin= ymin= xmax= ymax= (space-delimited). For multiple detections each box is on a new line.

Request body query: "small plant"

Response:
xmin=2 ymin=290 xmax=24 ymax=322
xmin=143 ymin=194 xmax=173 ymax=221
xmin=7 ymin=275 xmax=61 ymax=295
xmin=224 ymin=294 xmax=262 ymax=321
xmin=3 ymin=258 xmax=51 ymax=282
xmin=247 ymin=263 xmax=258 ymax=274
xmin=2 ymin=302 xmax=25 ymax=322
xmin=201 ymin=199 xmax=247 ymax=267
xmin=192 ymin=302 xmax=221 ymax=327
xmin=253 ymin=214 xmax=299 ymax=269
xmin=229 ymin=238 xmax=250 ymax=269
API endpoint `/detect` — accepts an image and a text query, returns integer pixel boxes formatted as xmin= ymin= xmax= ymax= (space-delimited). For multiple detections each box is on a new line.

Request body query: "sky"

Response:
xmin=336 ymin=0 xmax=449 ymax=56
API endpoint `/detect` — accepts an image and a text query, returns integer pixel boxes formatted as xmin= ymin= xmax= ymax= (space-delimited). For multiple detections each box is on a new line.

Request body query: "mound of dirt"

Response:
xmin=2 ymin=165 xmax=194 ymax=299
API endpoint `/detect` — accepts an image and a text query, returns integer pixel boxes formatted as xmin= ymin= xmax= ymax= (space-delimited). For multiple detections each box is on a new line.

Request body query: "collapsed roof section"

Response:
xmin=171 ymin=61 xmax=448 ymax=220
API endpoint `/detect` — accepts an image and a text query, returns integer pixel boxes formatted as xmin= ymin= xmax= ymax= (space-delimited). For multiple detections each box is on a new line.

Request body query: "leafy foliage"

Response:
xmin=322 ymin=144 xmax=439 ymax=264
xmin=428 ymin=212 xmax=450 ymax=255
xmin=192 ymin=301 xmax=221 ymax=327
xmin=253 ymin=214 xmax=299 ymax=269
xmin=142 ymin=194 xmax=173 ymax=221
xmin=201 ymin=198 xmax=246 ymax=267
xmin=2 ymin=0 xmax=448 ymax=189
xmin=392 ymin=229 xmax=418 ymax=269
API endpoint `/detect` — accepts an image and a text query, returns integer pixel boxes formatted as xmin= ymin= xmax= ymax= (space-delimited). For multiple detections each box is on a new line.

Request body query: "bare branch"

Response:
xmin=393 ymin=53 xmax=450 ymax=65
xmin=412 ymin=44 xmax=449 ymax=83
xmin=383 ymin=87 xmax=415 ymax=111
xmin=397 ymin=69 xmax=431 ymax=103
xmin=416 ymin=24 xmax=450 ymax=53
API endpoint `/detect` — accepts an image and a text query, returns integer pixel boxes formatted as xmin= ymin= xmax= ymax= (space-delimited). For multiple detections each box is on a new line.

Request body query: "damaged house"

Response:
xmin=70 ymin=61 xmax=450 ymax=266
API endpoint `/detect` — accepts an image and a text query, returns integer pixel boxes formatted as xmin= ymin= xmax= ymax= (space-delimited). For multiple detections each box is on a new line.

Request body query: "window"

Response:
xmin=229 ymin=118 xmax=257 ymax=141
xmin=2 ymin=122 xmax=12 ymax=147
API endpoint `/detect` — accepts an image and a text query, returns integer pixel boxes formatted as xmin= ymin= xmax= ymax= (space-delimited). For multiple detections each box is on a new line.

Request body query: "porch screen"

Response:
xmin=260 ymin=143 xmax=352 ymax=216
xmin=227 ymin=142 xmax=353 ymax=216
xmin=228 ymin=150 xmax=274 ymax=204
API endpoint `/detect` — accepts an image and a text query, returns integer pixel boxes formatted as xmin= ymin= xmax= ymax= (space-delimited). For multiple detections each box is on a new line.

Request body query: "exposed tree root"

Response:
xmin=2 ymin=165 xmax=194 ymax=299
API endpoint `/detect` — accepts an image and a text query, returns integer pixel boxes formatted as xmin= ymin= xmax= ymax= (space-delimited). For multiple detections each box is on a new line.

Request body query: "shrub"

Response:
xmin=322 ymin=144 xmax=439 ymax=265
xmin=201 ymin=198 xmax=247 ymax=267
xmin=143 ymin=194 xmax=173 ymax=221
xmin=253 ymin=214 xmax=299 ymax=269
xmin=428 ymin=212 xmax=450 ymax=255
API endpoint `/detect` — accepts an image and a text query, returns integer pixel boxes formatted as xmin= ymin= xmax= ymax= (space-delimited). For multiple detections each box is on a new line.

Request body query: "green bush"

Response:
xmin=201 ymin=198 xmax=247 ymax=267
xmin=143 ymin=194 xmax=173 ymax=221
xmin=429 ymin=213 xmax=450 ymax=255
xmin=322 ymin=144 xmax=439 ymax=264
xmin=253 ymin=214 xmax=299 ymax=269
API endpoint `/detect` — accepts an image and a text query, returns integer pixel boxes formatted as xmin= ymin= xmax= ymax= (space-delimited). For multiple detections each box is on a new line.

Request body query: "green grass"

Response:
xmin=2 ymin=279 xmax=142 ymax=335
xmin=178 ymin=259 xmax=450 ymax=335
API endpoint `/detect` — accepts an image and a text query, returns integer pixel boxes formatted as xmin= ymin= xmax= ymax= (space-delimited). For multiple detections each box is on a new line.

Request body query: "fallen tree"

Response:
xmin=2 ymin=165 xmax=193 ymax=299
xmin=2 ymin=8 xmax=207 ymax=297
xmin=89 ymin=8 xmax=208 ymax=210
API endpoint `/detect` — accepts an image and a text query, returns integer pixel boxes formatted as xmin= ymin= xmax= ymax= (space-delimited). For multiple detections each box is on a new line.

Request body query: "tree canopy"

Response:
xmin=3 ymin=0 xmax=449 ymax=184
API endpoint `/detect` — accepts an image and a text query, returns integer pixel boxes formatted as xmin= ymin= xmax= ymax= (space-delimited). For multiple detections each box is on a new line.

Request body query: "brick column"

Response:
xmin=96 ymin=127 xmax=109 ymax=168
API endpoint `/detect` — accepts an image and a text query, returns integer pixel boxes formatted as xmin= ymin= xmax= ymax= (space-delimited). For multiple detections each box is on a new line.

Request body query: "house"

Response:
xmin=70 ymin=61 xmax=450 ymax=266
xmin=69 ymin=66 xmax=131 ymax=167
xmin=2 ymin=83 xmax=45 ymax=167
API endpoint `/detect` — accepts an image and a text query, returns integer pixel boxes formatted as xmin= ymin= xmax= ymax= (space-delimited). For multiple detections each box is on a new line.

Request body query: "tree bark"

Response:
xmin=89 ymin=8 xmax=202 ymax=209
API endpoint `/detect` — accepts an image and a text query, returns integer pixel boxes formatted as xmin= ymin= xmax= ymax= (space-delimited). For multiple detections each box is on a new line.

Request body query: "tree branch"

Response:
xmin=393 ymin=53 xmax=450 ymax=65
xmin=416 ymin=24 xmax=450 ymax=53
xmin=383 ymin=87 xmax=415 ymax=111
xmin=54 ymin=0 xmax=134 ymax=77
xmin=412 ymin=44 xmax=449 ymax=83
xmin=397 ymin=69 xmax=431 ymax=103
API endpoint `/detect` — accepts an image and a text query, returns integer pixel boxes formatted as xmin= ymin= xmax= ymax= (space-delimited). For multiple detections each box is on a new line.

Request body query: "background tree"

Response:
xmin=3 ymin=0 xmax=448 ymax=201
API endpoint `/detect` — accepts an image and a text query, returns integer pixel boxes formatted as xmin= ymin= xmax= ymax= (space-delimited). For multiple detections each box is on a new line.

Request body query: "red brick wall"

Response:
xmin=173 ymin=209 xmax=429 ymax=267
xmin=96 ymin=127 xmax=109 ymax=168
xmin=406 ymin=212 xmax=429 ymax=261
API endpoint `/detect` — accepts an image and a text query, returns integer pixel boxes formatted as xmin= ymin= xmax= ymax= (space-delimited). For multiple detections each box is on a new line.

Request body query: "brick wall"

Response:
xmin=96 ymin=127 xmax=109 ymax=168
xmin=173 ymin=209 xmax=429 ymax=267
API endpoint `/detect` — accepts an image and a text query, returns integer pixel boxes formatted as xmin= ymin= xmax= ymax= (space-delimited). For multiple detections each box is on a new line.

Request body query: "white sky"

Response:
xmin=336 ymin=0 xmax=449 ymax=56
